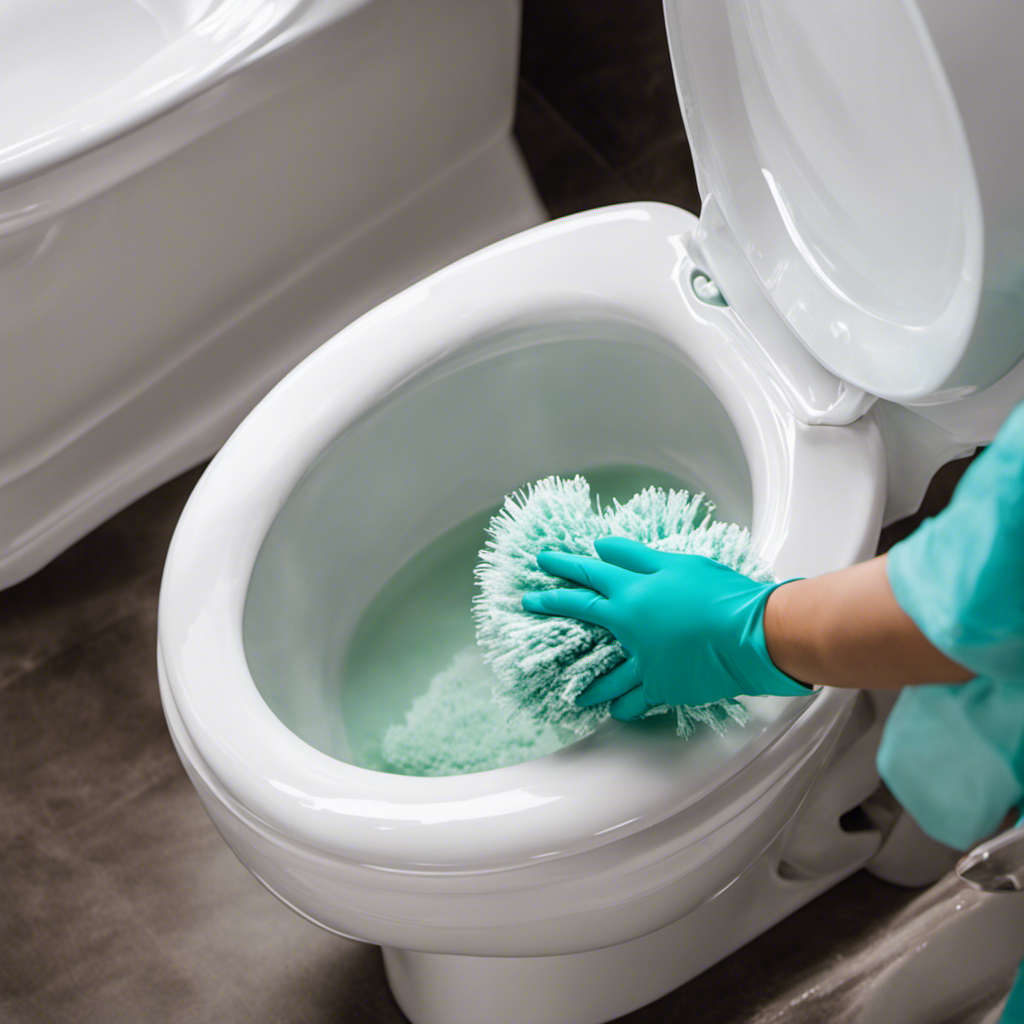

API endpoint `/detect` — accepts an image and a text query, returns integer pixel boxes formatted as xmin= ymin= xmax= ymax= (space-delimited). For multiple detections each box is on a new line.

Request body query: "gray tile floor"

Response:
xmin=0 ymin=2 xmax=1014 ymax=1022
xmin=2 ymin=458 xmax=995 ymax=1024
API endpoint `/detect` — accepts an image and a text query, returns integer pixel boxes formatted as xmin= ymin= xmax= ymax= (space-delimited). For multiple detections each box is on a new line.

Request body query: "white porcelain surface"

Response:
xmin=0 ymin=0 xmax=383 ymax=196
xmin=666 ymin=0 xmax=1024 ymax=405
xmin=159 ymin=203 xmax=888 ymax=958
xmin=380 ymin=833 xmax=866 ymax=1024
xmin=155 ymin=2 xmax=1024 ymax=1017
xmin=379 ymin=691 xmax=913 ymax=1024
xmin=0 ymin=0 xmax=541 ymax=589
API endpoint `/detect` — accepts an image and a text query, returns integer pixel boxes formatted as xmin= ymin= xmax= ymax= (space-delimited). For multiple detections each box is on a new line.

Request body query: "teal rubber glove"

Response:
xmin=521 ymin=536 xmax=812 ymax=721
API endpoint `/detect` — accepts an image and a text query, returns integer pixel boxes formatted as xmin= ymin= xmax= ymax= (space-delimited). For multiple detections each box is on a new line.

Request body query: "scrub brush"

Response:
xmin=474 ymin=475 xmax=776 ymax=738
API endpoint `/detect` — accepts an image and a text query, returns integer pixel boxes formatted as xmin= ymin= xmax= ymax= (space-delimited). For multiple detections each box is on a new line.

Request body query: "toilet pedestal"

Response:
xmin=381 ymin=826 xmax=1019 ymax=1024
xmin=378 ymin=691 xmax=963 ymax=1024
xmin=382 ymin=837 xmax=851 ymax=1024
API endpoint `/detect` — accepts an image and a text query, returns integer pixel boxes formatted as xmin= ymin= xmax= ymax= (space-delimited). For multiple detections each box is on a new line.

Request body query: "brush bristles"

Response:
xmin=474 ymin=475 xmax=775 ymax=738
xmin=380 ymin=647 xmax=565 ymax=776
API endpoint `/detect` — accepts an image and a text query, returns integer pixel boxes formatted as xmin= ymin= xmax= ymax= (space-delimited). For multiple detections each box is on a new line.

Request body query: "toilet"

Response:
xmin=0 ymin=0 xmax=542 ymax=589
xmin=158 ymin=2 xmax=1024 ymax=1023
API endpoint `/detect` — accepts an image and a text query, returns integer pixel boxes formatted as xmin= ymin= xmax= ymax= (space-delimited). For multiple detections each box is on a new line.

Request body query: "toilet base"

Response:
xmin=381 ymin=844 xmax=855 ymax=1024
xmin=382 ymin=853 xmax=1024 ymax=1024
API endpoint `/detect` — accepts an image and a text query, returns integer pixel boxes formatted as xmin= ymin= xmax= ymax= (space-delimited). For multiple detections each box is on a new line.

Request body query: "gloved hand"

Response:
xmin=521 ymin=536 xmax=812 ymax=721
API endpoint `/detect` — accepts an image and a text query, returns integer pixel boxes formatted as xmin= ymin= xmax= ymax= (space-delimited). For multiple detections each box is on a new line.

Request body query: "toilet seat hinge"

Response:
xmin=687 ymin=196 xmax=878 ymax=427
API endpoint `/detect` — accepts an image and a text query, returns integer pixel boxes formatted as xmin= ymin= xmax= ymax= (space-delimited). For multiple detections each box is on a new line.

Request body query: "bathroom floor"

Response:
xmin=0 ymin=2 xmax=1014 ymax=1022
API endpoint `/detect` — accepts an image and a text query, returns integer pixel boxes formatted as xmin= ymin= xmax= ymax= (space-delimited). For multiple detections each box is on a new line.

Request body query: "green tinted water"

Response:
xmin=340 ymin=464 xmax=705 ymax=773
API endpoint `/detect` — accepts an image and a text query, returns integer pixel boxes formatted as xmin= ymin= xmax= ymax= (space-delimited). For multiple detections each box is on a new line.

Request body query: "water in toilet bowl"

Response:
xmin=378 ymin=646 xmax=566 ymax=775
xmin=242 ymin=326 xmax=790 ymax=777
xmin=344 ymin=464 xmax=754 ymax=775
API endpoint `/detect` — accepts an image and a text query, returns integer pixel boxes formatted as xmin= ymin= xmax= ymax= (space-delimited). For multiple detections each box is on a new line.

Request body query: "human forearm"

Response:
xmin=763 ymin=555 xmax=974 ymax=690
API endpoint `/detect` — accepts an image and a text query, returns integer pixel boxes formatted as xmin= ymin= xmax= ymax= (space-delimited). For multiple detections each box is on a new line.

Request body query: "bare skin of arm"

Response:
xmin=763 ymin=554 xmax=974 ymax=690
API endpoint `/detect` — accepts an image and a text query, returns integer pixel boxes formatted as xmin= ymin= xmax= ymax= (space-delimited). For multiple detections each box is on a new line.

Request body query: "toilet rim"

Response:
xmin=158 ymin=203 xmax=884 ymax=871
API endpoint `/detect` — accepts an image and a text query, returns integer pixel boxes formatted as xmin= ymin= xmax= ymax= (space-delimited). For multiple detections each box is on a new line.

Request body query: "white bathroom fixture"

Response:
xmin=0 ymin=0 xmax=543 ymax=589
xmin=158 ymin=2 xmax=1024 ymax=1023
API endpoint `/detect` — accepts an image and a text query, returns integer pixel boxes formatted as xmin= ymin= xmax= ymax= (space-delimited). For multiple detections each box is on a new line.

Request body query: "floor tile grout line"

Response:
xmin=0 ymin=589 xmax=160 ymax=696
xmin=59 ymin=758 xmax=185 ymax=843
xmin=516 ymin=77 xmax=623 ymax=177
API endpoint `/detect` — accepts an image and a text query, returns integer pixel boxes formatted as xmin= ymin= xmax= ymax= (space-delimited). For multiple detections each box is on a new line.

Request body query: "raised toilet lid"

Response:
xmin=663 ymin=0 xmax=1024 ymax=411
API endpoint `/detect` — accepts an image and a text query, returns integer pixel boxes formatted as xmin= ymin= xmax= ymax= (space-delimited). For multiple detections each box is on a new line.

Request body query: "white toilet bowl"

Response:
xmin=159 ymin=2 xmax=1024 ymax=1022
xmin=0 ymin=0 xmax=543 ymax=589
xmin=159 ymin=202 xmax=897 ymax=1023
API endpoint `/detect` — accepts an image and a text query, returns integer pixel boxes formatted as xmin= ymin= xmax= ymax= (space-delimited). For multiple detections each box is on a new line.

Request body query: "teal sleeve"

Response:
xmin=876 ymin=678 xmax=1024 ymax=848
xmin=886 ymin=400 xmax=1024 ymax=684
xmin=877 ymin=400 xmax=1024 ymax=850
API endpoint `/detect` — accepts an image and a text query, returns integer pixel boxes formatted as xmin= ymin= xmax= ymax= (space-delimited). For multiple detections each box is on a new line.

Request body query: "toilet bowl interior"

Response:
xmin=242 ymin=318 xmax=780 ymax=772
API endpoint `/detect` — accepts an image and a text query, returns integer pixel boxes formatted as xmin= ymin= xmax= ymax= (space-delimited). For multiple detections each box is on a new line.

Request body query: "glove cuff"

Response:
xmin=743 ymin=580 xmax=817 ymax=698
